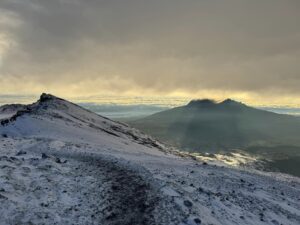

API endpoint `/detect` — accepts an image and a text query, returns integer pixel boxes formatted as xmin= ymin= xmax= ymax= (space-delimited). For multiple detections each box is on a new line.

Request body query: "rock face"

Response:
xmin=0 ymin=104 xmax=26 ymax=113
xmin=39 ymin=93 xmax=60 ymax=102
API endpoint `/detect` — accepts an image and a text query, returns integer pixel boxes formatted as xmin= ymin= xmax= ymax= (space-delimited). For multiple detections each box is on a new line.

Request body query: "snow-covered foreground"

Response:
xmin=0 ymin=94 xmax=299 ymax=225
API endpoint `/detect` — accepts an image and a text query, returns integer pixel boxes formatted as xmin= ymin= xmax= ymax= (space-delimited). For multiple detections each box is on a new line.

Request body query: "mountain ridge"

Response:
xmin=0 ymin=93 xmax=165 ymax=151
xmin=131 ymin=98 xmax=300 ymax=151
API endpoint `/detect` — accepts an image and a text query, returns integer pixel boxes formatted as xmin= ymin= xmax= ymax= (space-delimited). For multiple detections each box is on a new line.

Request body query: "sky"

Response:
xmin=0 ymin=0 xmax=300 ymax=106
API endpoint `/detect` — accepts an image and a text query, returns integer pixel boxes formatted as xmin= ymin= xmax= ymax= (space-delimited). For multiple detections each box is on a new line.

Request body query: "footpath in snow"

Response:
xmin=0 ymin=94 xmax=299 ymax=225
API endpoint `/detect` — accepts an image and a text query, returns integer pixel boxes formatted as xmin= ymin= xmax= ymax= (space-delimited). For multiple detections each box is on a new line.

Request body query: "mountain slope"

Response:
xmin=131 ymin=99 xmax=300 ymax=151
xmin=0 ymin=93 xmax=163 ymax=151
xmin=0 ymin=104 xmax=26 ymax=120
xmin=0 ymin=94 xmax=299 ymax=225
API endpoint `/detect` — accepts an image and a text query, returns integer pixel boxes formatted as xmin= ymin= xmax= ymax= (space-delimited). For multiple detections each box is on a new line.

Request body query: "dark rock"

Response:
xmin=183 ymin=200 xmax=193 ymax=207
xmin=40 ymin=203 xmax=49 ymax=207
xmin=16 ymin=150 xmax=27 ymax=156
xmin=106 ymin=212 xmax=117 ymax=220
xmin=0 ymin=194 xmax=8 ymax=200
xmin=111 ymin=185 xmax=120 ymax=191
xmin=271 ymin=219 xmax=279 ymax=225
xmin=55 ymin=157 xmax=62 ymax=163
xmin=42 ymin=153 xmax=49 ymax=159
xmin=40 ymin=93 xmax=58 ymax=102
xmin=1 ymin=134 xmax=7 ymax=138
xmin=9 ymin=157 xmax=18 ymax=161
xmin=194 ymin=218 xmax=202 ymax=224
xmin=215 ymin=192 xmax=222 ymax=197
xmin=29 ymin=158 xmax=40 ymax=166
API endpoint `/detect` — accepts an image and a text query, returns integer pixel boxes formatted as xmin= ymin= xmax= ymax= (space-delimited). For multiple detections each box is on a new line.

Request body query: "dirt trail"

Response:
xmin=79 ymin=156 xmax=159 ymax=225
xmin=19 ymin=139 xmax=182 ymax=225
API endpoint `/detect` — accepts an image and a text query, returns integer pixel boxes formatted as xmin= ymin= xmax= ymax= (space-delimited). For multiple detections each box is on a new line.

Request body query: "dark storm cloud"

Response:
xmin=0 ymin=0 xmax=300 ymax=96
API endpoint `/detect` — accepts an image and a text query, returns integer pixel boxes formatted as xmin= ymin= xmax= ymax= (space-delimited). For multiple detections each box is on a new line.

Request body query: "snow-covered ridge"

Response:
xmin=0 ymin=93 xmax=164 ymax=150
xmin=0 ymin=94 xmax=299 ymax=225
xmin=0 ymin=104 xmax=26 ymax=120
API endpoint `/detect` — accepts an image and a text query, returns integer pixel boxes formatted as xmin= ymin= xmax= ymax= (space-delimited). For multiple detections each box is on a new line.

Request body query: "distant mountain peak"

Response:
xmin=186 ymin=98 xmax=247 ymax=109
xmin=187 ymin=99 xmax=217 ymax=107
xmin=221 ymin=98 xmax=238 ymax=103
xmin=219 ymin=98 xmax=245 ymax=107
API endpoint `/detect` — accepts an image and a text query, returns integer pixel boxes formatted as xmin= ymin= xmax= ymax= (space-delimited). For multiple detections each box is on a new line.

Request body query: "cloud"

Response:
xmin=0 ymin=0 xmax=300 ymax=104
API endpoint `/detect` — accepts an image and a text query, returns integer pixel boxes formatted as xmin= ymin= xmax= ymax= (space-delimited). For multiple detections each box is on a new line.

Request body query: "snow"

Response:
xmin=0 ymin=94 xmax=299 ymax=225
xmin=0 ymin=104 xmax=25 ymax=120
xmin=0 ymin=113 xmax=15 ymax=120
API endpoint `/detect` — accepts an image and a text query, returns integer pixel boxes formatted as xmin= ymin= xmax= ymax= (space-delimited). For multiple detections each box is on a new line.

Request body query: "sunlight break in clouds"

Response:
xmin=0 ymin=0 xmax=299 ymax=106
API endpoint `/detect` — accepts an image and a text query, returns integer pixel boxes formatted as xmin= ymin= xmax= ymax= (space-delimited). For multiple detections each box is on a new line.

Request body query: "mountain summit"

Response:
xmin=187 ymin=99 xmax=217 ymax=107
xmin=186 ymin=98 xmax=246 ymax=110
xmin=131 ymin=99 xmax=300 ymax=151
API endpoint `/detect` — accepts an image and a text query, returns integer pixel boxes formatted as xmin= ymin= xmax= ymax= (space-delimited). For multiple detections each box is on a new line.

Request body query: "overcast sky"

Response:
xmin=0 ymin=0 xmax=299 ymax=106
